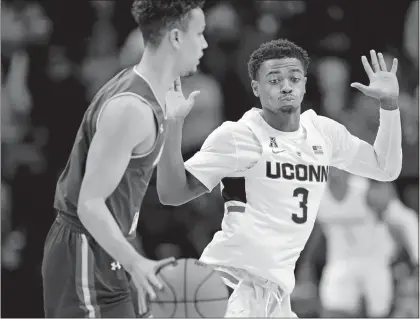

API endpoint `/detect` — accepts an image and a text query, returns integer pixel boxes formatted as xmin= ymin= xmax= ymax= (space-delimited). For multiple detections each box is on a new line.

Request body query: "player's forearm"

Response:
xmin=78 ymin=199 xmax=143 ymax=270
xmin=157 ymin=118 xmax=200 ymax=206
xmin=372 ymin=102 xmax=402 ymax=180
xmin=347 ymin=106 xmax=402 ymax=181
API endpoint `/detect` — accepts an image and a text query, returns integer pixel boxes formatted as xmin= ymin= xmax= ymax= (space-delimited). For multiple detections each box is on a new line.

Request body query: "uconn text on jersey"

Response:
xmin=266 ymin=161 xmax=329 ymax=182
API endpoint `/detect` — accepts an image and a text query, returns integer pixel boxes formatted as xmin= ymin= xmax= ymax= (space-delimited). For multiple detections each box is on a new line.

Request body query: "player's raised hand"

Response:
xmin=165 ymin=77 xmax=200 ymax=119
xmin=129 ymin=256 xmax=176 ymax=315
xmin=351 ymin=50 xmax=399 ymax=103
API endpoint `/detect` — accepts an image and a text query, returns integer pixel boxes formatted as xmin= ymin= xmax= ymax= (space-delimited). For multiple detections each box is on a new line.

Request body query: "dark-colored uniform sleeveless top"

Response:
xmin=54 ymin=67 xmax=165 ymax=238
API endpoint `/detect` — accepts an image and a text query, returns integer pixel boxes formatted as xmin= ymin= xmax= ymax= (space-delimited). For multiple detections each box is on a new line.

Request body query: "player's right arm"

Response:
xmin=157 ymin=78 xmax=257 ymax=206
xmin=157 ymin=121 xmax=250 ymax=206
xmin=78 ymin=96 xmax=149 ymax=269
xmin=77 ymin=96 xmax=174 ymax=308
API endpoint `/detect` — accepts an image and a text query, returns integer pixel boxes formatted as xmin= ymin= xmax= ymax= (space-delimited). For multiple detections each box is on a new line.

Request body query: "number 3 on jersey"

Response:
xmin=292 ymin=187 xmax=309 ymax=224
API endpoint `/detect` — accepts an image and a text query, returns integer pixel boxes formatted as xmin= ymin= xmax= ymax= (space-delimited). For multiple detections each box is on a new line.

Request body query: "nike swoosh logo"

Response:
xmin=272 ymin=149 xmax=286 ymax=154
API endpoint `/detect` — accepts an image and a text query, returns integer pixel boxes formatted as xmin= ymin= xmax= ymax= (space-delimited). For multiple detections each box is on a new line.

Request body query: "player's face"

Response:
xmin=252 ymin=58 xmax=307 ymax=114
xmin=174 ymin=8 xmax=208 ymax=77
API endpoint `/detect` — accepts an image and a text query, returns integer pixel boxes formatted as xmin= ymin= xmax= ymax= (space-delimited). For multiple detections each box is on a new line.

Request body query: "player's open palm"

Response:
xmin=165 ymin=77 xmax=200 ymax=119
xmin=130 ymin=257 xmax=176 ymax=314
xmin=351 ymin=50 xmax=399 ymax=102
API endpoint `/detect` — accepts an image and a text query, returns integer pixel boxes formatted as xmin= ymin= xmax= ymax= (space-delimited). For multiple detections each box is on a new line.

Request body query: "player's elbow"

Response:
xmin=157 ymin=190 xmax=185 ymax=206
xmin=374 ymin=170 xmax=400 ymax=182
xmin=388 ymin=168 xmax=402 ymax=181
xmin=77 ymin=197 xmax=105 ymax=220
xmin=157 ymin=174 xmax=206 ymax=206
xmin=157 ymin=191 xmax=172 ymax=206
xmin=374 ymin=154 xmax=402 ymax=182
xmin=388 ymin=150 xmax=403 ymax=181
xmin=382 ymin=162 xmax=402 ymax=182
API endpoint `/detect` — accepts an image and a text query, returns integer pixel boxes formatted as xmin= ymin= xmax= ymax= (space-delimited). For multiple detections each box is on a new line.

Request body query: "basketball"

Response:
xmin=150 ymin=258 xmax=229 ymax=318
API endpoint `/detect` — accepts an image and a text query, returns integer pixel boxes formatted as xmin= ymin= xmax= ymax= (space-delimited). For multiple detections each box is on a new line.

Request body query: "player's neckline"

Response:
xmin=133 ymin=66 xmax=166 ymax=114
xmin=255 ymin=108 xmax=304 ymax=139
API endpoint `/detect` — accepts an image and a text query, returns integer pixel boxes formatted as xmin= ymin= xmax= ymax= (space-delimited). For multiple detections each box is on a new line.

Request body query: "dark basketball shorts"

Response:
xmin=42 ymin=212 xmax=148 ymax=318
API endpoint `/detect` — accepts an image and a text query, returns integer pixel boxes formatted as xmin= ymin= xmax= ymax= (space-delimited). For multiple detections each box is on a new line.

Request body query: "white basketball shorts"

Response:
xmin=217 ymin=266 xmax=297 ymax=318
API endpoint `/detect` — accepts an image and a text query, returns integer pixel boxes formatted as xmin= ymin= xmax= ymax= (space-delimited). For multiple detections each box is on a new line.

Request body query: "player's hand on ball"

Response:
xmin=165 ymin=77 xmax=200 ymax=119
xmin=129 ymin=257 xmax=176 ymax=314
xmin=351 ymin=50 xmax=399 ymax=104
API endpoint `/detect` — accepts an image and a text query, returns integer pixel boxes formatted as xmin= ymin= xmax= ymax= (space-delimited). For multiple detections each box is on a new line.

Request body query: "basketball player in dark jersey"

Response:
xmin=42 ymin=0 xmax=207 ymax=317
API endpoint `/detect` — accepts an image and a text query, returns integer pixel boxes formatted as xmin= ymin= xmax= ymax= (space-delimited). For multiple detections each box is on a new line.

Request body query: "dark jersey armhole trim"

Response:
xmin=221 ymin=177 xmax=247 ymax=204
xmin=95 ymin=92 xmax=160 ymax=159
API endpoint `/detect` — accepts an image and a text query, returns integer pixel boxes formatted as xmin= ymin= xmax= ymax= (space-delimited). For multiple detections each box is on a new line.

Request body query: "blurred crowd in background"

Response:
xmin=1 ymin=0 xmax=418 ymax=317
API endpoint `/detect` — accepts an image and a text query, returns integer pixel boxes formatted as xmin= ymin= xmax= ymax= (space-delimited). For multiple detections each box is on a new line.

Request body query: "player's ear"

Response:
xmin=303 ymin=77 xmax=307 ymax=94
xmin=251 ymin=80 xmax=260 ymax=98
xmin=169 ymin=29 xmax=182 ymax=50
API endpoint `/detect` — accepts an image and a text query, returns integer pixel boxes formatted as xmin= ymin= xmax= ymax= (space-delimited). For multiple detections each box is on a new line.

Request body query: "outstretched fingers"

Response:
xmin=377 ymin=53 xmax=388 ymax=71
xmin=362 ymin=50 xmax=398 ymax=76
xmin=361 ymin=55 xmax=374 ymax=79
xmin=370 ymin=50 xmax=380 ymax=72
xmin=350 ymin=82 xmax=370 ymax=95
xmin=390 ymin=58 xmax=398 ymax=74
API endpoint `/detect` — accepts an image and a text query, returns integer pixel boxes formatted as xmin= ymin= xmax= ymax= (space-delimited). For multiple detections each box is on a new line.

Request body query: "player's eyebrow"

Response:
xmin=266 ymin=70 xmax=281 ymax=77
xmin=289 ymin=68 xmax=303 ymax=74
xmin=266 ymin=68 xmax=303 ymax=77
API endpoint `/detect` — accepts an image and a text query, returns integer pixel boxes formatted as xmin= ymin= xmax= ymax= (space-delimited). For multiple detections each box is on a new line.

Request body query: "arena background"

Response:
xmin=1 ymin=0 xmax=418 ymax=317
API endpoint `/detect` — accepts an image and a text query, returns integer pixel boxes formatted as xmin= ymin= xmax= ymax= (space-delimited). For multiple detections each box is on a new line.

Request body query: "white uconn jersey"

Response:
xmin=200 ymin=109 xmax=332 ymax=294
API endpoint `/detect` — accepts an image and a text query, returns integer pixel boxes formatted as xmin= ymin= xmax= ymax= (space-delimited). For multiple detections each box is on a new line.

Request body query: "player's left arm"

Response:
xmin=323 ymin=50 xmax=402 ymax=181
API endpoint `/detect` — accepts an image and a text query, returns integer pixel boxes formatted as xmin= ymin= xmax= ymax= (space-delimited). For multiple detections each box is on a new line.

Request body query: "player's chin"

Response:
xmin=182 ymin=66 xmax=198 ymax=78
xmin=279 ymin=103 xmax=300 ymax=113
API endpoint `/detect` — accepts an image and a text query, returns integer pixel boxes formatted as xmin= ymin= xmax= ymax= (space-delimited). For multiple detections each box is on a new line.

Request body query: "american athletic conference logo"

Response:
xmin=269 ymin=137 xmax=285 ymax=154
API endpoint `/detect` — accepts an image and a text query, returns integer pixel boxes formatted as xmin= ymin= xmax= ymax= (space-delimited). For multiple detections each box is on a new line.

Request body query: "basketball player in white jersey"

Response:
xmin=157 ymin=39 xmax=402 ymax=317
xmin=313 ymin=167 xmax=418 ymax=318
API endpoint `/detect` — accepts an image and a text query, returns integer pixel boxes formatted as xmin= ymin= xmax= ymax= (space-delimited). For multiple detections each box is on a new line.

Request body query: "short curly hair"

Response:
xmin=131 ymin=0 xmax=205 ymax=46
xmin=248 ymin=39 xmax=310 ymax=81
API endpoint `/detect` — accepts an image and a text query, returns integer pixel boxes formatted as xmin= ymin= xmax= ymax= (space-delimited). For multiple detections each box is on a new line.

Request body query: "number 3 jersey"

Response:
xmin=185 ymin=108 xmax=362 ymax=294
